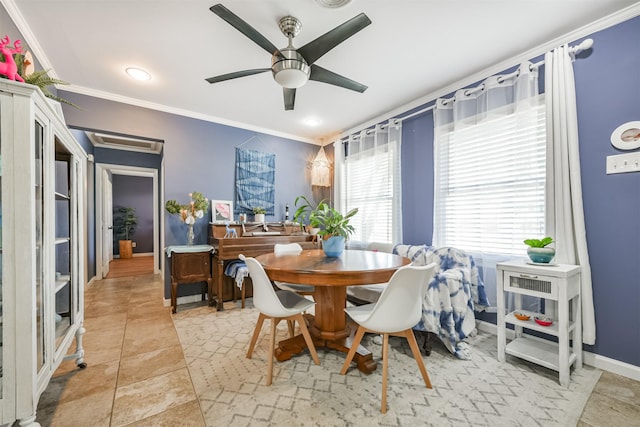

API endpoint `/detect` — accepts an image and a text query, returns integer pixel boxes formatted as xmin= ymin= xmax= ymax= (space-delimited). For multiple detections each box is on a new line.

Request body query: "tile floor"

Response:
xmin=35 ymin=272 xmax=640 ymax=426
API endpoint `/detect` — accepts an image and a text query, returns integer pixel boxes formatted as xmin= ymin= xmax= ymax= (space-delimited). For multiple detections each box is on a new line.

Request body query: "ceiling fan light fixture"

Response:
xmin=272 ymin=59 xmax=310 ymax=88
xmin=314 ymin=0 xmax=352 ymax=9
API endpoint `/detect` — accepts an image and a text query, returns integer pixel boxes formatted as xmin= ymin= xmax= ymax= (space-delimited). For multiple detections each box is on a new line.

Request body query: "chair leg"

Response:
xmin=340 ymin=326 xmax=366 ymax=375
xmin=246 ymin=313 xmax=266 ymax=359
xmin=241 ymin=281 xmax=246 ymax=309
xmin=405 ymin=329 xmax=432 ymax=389
xmin=267 ymin=318 xmax=277 ymax=386
xmin=287 ymin=319 xmax=295 ymax=337
xmin=295 ymin=314 xmax=320 ymax=365
xmin=381 ymin=333 xmax=389 ymax=414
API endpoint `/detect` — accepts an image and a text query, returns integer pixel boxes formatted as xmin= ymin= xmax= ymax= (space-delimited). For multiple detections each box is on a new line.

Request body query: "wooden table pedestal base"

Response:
xmin=274 ymin=315 xmax=377 ymax=374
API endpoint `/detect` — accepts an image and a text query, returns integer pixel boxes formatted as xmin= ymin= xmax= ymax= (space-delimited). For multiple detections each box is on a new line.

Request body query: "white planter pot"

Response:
xmin=254 ymin=213 xmax=265 ymax=223
xmin=527 ymin=247 xmax=556 ymax=263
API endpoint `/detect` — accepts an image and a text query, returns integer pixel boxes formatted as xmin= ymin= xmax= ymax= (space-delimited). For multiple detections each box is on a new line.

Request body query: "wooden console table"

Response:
xmin=208 ymin=222 xmax=315 ymax=310
xmin=166 ymin=245 xmax=215 ymax=313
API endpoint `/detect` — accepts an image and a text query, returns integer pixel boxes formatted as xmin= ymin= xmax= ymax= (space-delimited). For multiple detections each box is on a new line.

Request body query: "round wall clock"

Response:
xmin=611 ymin=121 xmax=640 ymax=150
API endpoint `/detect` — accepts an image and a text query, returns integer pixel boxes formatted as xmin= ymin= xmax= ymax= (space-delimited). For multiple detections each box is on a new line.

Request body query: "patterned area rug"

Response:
xmin=172 ymin=301 xmax=600 ymax=427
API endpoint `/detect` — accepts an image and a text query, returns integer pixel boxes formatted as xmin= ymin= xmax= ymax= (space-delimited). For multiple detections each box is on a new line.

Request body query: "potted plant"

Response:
xmin=252 ymin=206 xmax=266 ymax=223
xmin=523 ymin=236 xmax=555 ymax=263
xmin=114 ymin=207 xmax=137 ymax=259
xmin=292 ymin=195 xmax=325 ymax=235
xmin=312 ymin=202 xmax=359 ymax=257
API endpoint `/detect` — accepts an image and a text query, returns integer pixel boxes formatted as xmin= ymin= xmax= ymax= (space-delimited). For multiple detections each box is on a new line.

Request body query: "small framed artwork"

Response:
xmin=611 ymin=121 xmax=640 ymax=150
xmin=211 ymin=200 xmax=234 ymax=223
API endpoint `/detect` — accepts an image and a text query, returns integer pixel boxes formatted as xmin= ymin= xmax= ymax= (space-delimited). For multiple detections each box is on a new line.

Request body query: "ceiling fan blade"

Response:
xmin=309 ymin=65 xmax=367 ymax=93
xmin=206 ymin=68 xmax=270 ymax=84
xmin=298 ymin=13 xmax=371 ymax=65
xmin=283 ymin=88 xmax=296 ymax=111
xmin=210 ymin=4 xmax=282 ymax=57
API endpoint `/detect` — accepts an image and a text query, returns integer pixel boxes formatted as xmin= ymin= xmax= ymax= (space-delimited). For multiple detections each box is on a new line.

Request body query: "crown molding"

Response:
xmin=0 ymin=0 xmax=317 ymax=146
xmin=62 ymin=84 xmax=316 ymax=145
xmin=340 ymin=2 xmax=640 ymax=140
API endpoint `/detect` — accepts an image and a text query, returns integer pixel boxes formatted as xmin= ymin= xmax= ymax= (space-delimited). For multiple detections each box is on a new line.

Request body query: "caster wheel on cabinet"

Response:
xmin=77 ymin=362 xmax=87 ymax=369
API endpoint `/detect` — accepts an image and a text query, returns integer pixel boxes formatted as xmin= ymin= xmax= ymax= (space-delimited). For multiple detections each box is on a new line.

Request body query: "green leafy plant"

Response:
xmin=312 ymin=202 xmax=359 ymax=239
xmin=292 ymin=195 xmax=326 ymax=227
xmin=6 ymin=51 xmax=80 ymax=108
xmin=165 ymin=192 xmax=209 ymax=224
xmin=523 ymin=237 xmax=554 ymax=248
xmin=252 ymin=206 xmax=266 ymax=214
xmin=22 ymin=68 xmax=79 ymax=108
xmin=113 ymin=207 xmax=138 ymax=240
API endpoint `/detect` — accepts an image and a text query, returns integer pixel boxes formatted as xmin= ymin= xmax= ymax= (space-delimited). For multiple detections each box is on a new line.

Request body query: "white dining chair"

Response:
xmin=340 ymin=262 xmax=437 ymax=413
xmin=272 ymin=243 xmax=315 ymax=295
xmin=240 ymin=254 xmax=320 ymax=385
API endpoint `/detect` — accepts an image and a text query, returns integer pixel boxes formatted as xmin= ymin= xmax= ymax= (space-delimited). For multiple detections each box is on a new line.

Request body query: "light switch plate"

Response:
xmin=606 ymin=152 xmax=640 ymax=174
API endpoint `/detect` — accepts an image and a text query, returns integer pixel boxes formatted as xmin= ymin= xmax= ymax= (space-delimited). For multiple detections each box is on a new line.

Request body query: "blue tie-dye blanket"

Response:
xmin=392 ymin=244 xmax=490 ymax=360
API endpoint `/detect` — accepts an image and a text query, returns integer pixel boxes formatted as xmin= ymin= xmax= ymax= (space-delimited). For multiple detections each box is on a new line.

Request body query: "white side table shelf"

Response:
xmin=496 ymin=260 xmax=582 ymax=387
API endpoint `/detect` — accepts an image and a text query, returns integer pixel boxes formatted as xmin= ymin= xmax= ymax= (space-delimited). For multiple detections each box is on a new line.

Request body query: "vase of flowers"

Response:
xmin=165 ymin=192 xmax=209 ymax=245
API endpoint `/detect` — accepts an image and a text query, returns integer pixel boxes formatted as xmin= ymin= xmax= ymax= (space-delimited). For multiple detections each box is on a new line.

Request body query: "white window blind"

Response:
xmin=433 ymin=97 xmax=546 ymax=255
xmin=340 ymin=122 xmax=402 ymax=244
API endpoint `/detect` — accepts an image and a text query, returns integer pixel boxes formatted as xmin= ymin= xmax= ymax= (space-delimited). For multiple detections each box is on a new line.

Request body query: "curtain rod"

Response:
xmin=338 ymin=39 xmax=593 ymax=144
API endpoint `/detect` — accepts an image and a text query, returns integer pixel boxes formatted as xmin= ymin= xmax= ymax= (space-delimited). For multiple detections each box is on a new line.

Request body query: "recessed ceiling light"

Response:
xmin=125 ymin=67 xmax=151 ymax=81
xmin=305 ymin=118 xmax=321 ymax=126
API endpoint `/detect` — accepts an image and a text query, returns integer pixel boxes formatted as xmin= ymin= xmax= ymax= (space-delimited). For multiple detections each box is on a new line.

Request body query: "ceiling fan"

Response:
xmin=206 ymin=3 xmax=371 ymax=111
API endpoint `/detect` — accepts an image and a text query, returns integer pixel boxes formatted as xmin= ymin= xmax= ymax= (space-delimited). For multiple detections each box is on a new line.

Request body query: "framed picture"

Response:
xmin=211 ymin=200 xmax=234 ymax=223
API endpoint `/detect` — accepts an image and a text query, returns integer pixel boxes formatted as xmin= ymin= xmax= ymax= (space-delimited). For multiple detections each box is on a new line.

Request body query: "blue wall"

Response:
xmin=397 ymin=16 xmax=640 ymax=367
xmin=112 ymin=175 xmax=154 ymax=254
xmin=59 ymin=92 xmax=321 ymax=299
xmin=48 ymin=12 xmax=640 ymax=369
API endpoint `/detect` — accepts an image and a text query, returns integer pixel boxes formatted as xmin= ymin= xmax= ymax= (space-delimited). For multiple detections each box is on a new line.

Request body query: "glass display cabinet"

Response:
xmin=0 ymin=80 xmax=86 ymax=426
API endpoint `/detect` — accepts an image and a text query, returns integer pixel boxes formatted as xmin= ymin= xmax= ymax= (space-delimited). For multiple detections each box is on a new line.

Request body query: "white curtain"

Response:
xmin=333 ymin=137 xmax=345 ymax=212
xmin=545 ymin=45 xmax=595 ymax=345
xmin=334 ymin=120 xmax=402 ymax=245
xmin=433 ymin=62 xmax=543 ymax=312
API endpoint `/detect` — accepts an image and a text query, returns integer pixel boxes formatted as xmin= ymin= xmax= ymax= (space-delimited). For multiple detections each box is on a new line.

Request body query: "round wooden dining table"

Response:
xmin=255 ymin=249 xmax=410 ymax=374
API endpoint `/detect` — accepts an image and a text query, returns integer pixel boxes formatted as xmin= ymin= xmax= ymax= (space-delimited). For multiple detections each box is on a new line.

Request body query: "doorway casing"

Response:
xmin=95 ymin=163 xmax=161 ymax=279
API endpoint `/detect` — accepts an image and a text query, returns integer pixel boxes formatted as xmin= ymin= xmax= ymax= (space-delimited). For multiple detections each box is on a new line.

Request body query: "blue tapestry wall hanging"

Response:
xmin=235 ymin=148 xmax=275 ymax=215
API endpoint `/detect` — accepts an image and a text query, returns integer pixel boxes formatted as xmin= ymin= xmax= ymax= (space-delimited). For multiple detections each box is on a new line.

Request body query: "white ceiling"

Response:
xmin=6 ymin=0 xmax=639 ymax=144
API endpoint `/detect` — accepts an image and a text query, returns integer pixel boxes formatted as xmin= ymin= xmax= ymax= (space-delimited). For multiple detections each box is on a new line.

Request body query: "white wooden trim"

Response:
xmin=95 ymin=163 xmax=160 ymax=279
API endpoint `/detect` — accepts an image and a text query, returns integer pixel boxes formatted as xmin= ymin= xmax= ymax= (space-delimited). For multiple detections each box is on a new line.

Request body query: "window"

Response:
xmin=339 ymin=123 xmax=402 ymax=244
xmin=433 ymin=95 xmax=546 ymax=255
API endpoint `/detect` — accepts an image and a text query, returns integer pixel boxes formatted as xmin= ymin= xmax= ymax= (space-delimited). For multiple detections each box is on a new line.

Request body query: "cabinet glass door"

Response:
xmin=0 ymin=107 xmax=3 ymax=397
xmin=35 ymin=120 xmax=45 ymax=372
xmin=54 ymin=138 xmax=73 ymax=348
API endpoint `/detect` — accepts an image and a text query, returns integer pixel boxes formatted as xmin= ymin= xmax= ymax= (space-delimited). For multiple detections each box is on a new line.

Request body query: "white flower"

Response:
xmin=195 ymin=209 xmax=204 ymax=219
xmin=185 ymin=215 xmax=195 ymax=225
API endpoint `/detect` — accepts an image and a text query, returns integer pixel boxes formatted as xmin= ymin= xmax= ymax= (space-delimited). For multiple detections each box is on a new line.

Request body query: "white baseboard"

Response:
xmin=164 ymin=293 xmax=208 ymax=308
xmin=132 ymin=252 xmax=153 ymax=257
xmin=476 ymin=319 xmax=640 ymax=382
xmin=86 ymin=275 xmax=98 ymax=289
xmin=114 ymin=252 xmax=153 ymax=259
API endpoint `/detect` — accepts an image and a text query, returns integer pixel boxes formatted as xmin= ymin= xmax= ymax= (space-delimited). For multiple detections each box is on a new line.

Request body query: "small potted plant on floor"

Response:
xmin=524 ymin=236 xmax=555 ymax=263
xmin=312 ymin=202 xmax=359 ymax=257
xmin=114 ymin=207 xmax=138 ymax=259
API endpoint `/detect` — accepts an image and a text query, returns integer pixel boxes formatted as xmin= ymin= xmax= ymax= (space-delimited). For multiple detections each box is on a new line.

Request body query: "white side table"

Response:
xmin=496 ymin=260 xmax=582 ymax=387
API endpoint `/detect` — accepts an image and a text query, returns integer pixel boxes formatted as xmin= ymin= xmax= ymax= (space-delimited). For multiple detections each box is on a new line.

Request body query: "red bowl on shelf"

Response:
xmin=534 ymin=316 xmax=553 ymax=327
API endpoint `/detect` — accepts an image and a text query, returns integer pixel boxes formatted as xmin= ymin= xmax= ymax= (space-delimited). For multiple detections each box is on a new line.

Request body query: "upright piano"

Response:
xmin=208 ymin=222 xmax=316 ymax=310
